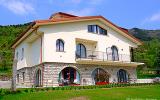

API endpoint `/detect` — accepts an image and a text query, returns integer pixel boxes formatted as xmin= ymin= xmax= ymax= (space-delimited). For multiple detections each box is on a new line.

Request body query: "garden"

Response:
xmin=0 ymin=83 xmax=160 ymax=100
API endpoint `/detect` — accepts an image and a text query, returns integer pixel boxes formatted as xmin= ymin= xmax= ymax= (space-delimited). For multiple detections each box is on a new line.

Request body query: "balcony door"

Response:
xmin=111 ymin=46 xmax=119 ymax=61
xmin=76 ymin=43 xmax=86 ymax=58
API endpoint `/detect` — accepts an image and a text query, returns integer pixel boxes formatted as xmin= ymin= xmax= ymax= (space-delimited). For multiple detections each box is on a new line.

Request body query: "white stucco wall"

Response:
xmin=15 ymin=20 xmax=138 ymax=69
xmin=15 ymin=34 xmax=42 ymax=70
xmin=39 ymin=20 xmax=137 ymax=63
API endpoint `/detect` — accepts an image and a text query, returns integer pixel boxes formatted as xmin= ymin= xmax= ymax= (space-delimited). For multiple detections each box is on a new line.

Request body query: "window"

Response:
xmin=111 ymin=46 xmax=119 ymax=61
xmin=17 ymin=74 xmax=19 ymax=83
xmin=117 ymin=69 xmax=129 ymax=83
xmin=56 ymin=39 xmax=64 ymax=52
xmin=35 ymin=69 xmax=42 ymax=87
xmin=22 ymin=72 xmax=25 ymax=82
xmin=21 ymin=48 xmax=24 ymax=60
xmin=88 ymin=25 xmax=107 ymax=35
xmin=16 ymin=52 xmax=18 ymax=60
xmin=76 ymin=44 xmax=86 ymax=58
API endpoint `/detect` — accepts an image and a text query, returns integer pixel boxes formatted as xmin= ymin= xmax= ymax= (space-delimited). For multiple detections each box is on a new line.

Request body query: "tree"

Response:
xmin=155 ymin=47 xmax=160 ymax=74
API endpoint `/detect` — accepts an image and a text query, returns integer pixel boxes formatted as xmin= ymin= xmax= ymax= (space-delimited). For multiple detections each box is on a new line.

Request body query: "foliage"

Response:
xmin=0 ymin=83 xmax=160 ymax=96
xmin=134 ymin=39 xmax=160 ymax=68
xmin=0 ymin=23 xmax=30 ymax=76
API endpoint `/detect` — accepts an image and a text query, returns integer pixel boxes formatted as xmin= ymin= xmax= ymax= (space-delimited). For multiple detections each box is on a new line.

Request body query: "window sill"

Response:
xmin=88 ymin=32 xmax=108 ymax=36
xmin=56 ymin=51 xmax=66 ymax=53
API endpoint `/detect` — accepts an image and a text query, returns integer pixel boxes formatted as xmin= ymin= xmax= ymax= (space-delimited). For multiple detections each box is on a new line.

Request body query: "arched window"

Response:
xmin=76 ymin=44 xmax=86 ymax=58
xmin=35 ymin=69 xmax=42 ymax=87
xmin=56 ymin=39 xmax=64 ymax=52
xmin=111 ymin=46 xmax=119 ymax=61
xmin=117 ymin=69 xmax=129 ymax=83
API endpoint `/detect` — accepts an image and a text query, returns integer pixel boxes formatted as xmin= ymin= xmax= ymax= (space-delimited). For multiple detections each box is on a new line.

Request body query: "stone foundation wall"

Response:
xmin=16 ymin=63 xmax=137 ymax=87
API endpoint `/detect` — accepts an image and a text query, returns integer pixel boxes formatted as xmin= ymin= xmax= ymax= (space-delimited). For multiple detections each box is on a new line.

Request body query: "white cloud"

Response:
xmin=68 ymin=8 xmax=94 ymax=16
xmin=142 ymin=12 xmax=160 ymax=23
xmin=0 ymin=0 xmax=35 ymax=15
xmin=149 ymin=12 xmax=160 ymax=22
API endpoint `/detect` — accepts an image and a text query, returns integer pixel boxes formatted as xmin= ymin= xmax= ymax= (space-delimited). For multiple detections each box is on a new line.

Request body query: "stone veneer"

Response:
xmin=16 ymin=63 xmax=137 ymax=88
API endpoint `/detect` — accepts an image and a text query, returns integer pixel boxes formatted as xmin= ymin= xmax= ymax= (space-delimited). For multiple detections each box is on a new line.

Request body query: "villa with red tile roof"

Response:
xmin=12 ymin=12 xmax=143 ymax=87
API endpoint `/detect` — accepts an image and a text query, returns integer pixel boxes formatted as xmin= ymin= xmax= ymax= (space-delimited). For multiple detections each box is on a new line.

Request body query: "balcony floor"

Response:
xmin=76 ymin=58 xmax=144 ymax=67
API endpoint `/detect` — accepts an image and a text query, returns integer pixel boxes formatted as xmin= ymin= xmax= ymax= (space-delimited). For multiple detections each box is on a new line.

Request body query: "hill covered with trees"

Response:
xmin=0 ymin=23 xmax=29 ymax=77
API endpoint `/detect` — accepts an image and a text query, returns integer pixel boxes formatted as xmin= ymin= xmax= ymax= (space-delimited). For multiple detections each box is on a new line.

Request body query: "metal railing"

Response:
xmin=76 ymin=50 xmax=132 ymax=62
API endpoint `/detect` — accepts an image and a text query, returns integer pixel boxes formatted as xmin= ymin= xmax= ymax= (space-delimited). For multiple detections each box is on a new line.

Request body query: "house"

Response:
xmin=11 ymin=12 xmax=143 ymax=87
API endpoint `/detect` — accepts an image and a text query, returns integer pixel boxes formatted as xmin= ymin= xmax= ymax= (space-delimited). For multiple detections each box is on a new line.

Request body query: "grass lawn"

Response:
xmin=1 ymin=85 xmax=160 ymax=100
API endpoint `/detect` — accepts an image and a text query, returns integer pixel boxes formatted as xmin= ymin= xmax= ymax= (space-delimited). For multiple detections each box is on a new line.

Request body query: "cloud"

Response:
xmin=149 ymin=12 xmax=160 ymax=22
xmin=142 ymin=12 xmax=160 ymax=23
xmin=65 ymin=0 xmax=104 ymax=16
xmin=67 ymin=8 xmax=94 ymax=16
xmin=0 ymin=0 xmax=35 ymax=15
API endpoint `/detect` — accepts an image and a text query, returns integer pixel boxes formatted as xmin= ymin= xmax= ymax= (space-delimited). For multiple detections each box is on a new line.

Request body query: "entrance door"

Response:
xmin=63 ymin=67 xmax=75 ymax=84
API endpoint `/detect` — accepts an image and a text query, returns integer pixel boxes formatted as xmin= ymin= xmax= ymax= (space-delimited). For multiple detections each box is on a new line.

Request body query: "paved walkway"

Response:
xmin=0 ymin=81 xmax=11 ymax=88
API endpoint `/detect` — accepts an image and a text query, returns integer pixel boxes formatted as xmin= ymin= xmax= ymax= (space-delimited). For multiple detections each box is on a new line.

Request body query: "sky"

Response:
xmin=0 ymin=0 xmax=160 ymax=29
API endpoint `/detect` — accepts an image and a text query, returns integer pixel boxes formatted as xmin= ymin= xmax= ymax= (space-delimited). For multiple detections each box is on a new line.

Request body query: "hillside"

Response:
xmin=129 ymin=28 xmax=160 ymax=41
xmin=0 ymin=23 xmax=160 ymax=78
xmin=0 ymin=23 xmax=29 ymax=77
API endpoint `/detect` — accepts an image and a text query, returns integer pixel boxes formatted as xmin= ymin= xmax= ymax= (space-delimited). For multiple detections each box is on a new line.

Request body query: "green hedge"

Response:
xmin=0 ymin=83 xmax=159 ymax=96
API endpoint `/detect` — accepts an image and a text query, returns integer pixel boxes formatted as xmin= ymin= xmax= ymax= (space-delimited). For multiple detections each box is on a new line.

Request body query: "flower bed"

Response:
xmin=96 ymin=82 xmax=109 ymax=85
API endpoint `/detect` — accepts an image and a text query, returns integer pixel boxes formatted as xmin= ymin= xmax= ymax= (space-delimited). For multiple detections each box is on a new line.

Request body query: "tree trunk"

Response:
xmin=11 ymin=59 xmax=17 ymax=91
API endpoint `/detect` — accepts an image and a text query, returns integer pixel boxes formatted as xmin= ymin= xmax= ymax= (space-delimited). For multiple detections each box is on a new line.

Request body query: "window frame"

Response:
xmin=76 ymin=43 xmax=87 ymax=58
xmin=56 ymin=39 xmax=65 ymax=52
xmin=88 ymin=25 xmax=107 ymax=35
xmin=17 ymin=74 xmax=19 ymax=83
xmin=21 ymin=48 xmax=24 ymax=60
xmin=16 ymin=51 xmax=19 ymax=61
xmin=22 ymin=72 xmax=25 ymax=82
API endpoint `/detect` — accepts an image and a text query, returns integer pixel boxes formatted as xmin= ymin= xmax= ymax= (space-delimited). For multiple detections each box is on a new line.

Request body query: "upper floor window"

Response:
xmin=76 ymin=44 xmax=86 ymax=58
xmin=21 ymin=48 xmax=24 ymax=60
xmin=56 ymin=39 xmax=64 ymax=52
xmin=88 ymin=25 xmax=107 ymax=35
xmin=16 ymin=52 xmax=19 ymax=60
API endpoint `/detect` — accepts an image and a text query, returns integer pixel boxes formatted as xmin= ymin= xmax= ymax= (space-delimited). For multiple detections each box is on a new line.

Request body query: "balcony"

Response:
xmin=76 ymin=50 xmax=144 ymax=67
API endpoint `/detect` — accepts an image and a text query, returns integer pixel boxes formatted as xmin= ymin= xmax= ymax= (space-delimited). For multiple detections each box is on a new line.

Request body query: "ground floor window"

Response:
xmin=35 ymin=69 xmax=42 ymax=87
xmin=17 ymin=74 xmax=19 ymax=83
xmin=92 ymin=68 xmax=109 ymax=85
xmin=59 ymin=67 xmax=80 ymax=86
xmin=117 ymin=69 xmax=129 ymax=83
xmin=22 ymin=72 xmax=25 ymax=82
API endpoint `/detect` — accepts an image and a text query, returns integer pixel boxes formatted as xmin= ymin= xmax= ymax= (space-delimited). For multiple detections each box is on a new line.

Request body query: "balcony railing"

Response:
xmin=76 ymin=50 xmax=132 ymax=62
